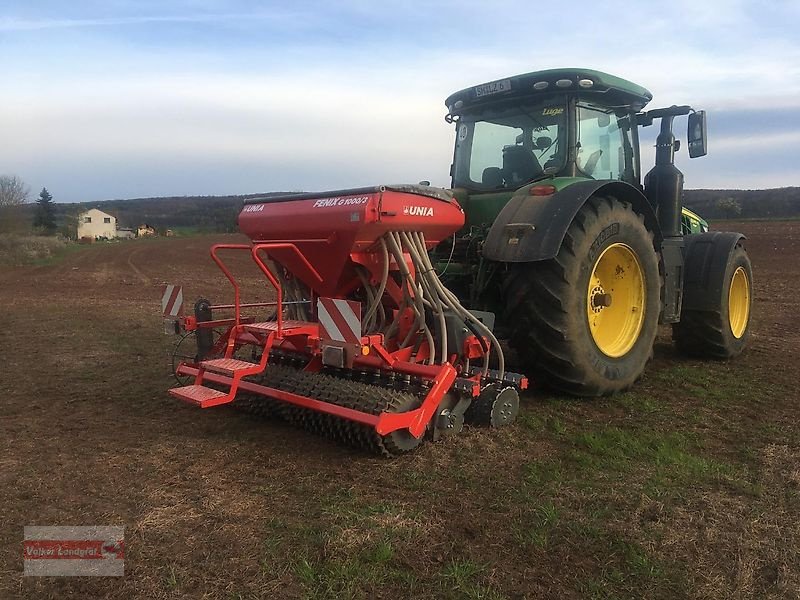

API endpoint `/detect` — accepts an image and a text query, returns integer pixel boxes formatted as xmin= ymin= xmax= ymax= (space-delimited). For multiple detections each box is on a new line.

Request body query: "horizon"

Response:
xmin=44 ymin=184 xmax=800 ymax=208
xmin=2 ymin=1 xmax=799 ymax=203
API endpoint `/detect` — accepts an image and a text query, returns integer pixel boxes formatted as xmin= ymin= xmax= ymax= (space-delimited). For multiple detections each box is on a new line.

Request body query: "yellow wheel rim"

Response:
xmin=587 ymin=243 xmax=646 ymax=357
xmin=728 ymin=266 xmax=750 ymax=338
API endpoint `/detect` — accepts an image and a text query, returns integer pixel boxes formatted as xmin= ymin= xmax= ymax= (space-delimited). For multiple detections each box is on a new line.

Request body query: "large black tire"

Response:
xmin=504 ymin=196 xmax=661 ymax=396
xmin=673 ymin=243 xmax=752 ymax=358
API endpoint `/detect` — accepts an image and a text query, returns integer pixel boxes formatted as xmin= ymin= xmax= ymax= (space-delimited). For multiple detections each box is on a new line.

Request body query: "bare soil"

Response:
xmin=1 ymin=221 xmax=798 ymax=599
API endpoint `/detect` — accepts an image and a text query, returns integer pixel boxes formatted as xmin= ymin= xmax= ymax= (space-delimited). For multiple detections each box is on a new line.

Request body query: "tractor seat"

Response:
xmin=502 ymin=145 xmax=542 ymax=185
xmin=482 ymin=167 xmax=504 ymax=188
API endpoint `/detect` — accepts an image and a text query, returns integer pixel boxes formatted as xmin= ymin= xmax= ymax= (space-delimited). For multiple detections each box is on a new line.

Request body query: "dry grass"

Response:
xmin=1 ymin=222 xmax=799 ymax=599
xmin=0 ymin=233 xmax=71 ymax=265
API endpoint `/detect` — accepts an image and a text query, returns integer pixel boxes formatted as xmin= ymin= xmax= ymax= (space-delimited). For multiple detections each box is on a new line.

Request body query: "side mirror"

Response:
xmin=535 ymin=136 xmax=552 ymax=150
xmin=687 ymin=110 xmax=707 ymax=158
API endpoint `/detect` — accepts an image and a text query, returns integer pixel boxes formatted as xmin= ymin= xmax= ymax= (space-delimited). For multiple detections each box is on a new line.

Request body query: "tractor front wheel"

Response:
xmin=673 ymin=243 xmax=752 ymax=358
xmin=505 ymin=196 xmax=661 ymax=396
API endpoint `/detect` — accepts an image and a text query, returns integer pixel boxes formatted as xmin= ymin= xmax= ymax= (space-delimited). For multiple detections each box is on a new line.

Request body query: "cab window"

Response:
xmin=576 ymin=104 xmax=633 ymax=181
xmin=468 ymin=121 xmax=522 ymax=183
xmin=453 ymin=100 xmax=567 ymax=191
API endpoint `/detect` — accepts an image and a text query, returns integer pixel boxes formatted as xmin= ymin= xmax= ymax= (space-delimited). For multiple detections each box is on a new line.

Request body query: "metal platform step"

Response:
xmin=169 ymin=384 xmax=230 ymax=408
xmin=201 ymin=358 xmax=259 ymax=375
xmin=244 ymin=320 xmax=317 ymax=336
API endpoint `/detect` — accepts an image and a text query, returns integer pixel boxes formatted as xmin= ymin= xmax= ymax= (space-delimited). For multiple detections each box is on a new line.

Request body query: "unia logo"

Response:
xmin=403 ymin=206 xmax=434 ymax=217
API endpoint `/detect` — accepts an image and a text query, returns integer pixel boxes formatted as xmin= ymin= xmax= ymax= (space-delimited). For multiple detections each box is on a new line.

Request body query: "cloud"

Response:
xmin=0 ymin=69 xmax=455 ymax=200
xmin=1 ymin=0 xmax=798 ymax=200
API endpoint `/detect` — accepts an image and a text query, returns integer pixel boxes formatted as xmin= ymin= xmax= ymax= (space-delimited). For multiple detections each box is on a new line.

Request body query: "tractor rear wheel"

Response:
xmin=673 ymin=243 xmax=752 ymax=358
xmin=505 ymin=196 xmax=661 ymax=396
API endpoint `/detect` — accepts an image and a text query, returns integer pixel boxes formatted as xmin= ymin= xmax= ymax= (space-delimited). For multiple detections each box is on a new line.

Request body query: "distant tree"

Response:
xmin=0 ymin=174 xmax=30 ymax=233
xmin=716 ymin=196 xmax=742 ymax=219
xmin=33 ymin=187 xmax=57 ymax=234
xmin=58 ymin=212 xmax=79 ymax=240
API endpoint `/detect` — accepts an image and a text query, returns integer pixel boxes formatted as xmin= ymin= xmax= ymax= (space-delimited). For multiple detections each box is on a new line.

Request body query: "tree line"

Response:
xmin=2 ymin=172 xmax=799 ymax=239
xmin=0 ymin=174 xmax=286 ymax=237
xmin=49 ymin=186 xmax=800 ymax=230
xmin=683 ymin=187 xmax=800 ymax=220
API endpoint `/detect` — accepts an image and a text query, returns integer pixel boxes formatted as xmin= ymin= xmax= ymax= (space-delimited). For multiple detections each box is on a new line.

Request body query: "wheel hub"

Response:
xmin=728 ymin=266 xmax=750 ymax=338
xmin=490 ymin=387 xmax=520 ymax=427
xmin=590 ymin=288 xmax=613 ymax=311
xmin=436 ymin=408 xmax=465 ymax=436
xmin=586 ymin=243 xmax=646 ymax=358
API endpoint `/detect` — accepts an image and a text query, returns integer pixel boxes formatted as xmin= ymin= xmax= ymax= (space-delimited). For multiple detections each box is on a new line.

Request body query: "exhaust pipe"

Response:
xmin=642 ymin=105 xmax=691 ymax=239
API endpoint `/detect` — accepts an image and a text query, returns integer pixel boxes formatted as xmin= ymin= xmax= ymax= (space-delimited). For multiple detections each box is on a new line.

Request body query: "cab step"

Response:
xmin=169 ymin=384 xmax=231 ymax=408
xmin=201 ymin=357 xmax=260 ymax=375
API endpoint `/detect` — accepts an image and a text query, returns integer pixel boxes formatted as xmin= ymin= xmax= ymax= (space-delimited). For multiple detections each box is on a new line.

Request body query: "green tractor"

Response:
xmin=434 ymin=68 xmax=753 ymax=396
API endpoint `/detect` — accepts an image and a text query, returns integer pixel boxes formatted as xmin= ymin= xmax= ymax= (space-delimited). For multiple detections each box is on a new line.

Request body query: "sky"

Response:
xmin=1 ymin=0 xmax=799 ymax=202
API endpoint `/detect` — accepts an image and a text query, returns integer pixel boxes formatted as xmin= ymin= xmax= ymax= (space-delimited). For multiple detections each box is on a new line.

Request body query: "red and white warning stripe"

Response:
xmin=317 ymin=297 xmax=362 ymax=344
xmin=161 ymin=285 xmax=184 ymax=318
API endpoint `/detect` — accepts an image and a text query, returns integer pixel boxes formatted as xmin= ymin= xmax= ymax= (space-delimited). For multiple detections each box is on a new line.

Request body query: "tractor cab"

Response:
xmin=444 ymin=68 xmax=709 ymax=236
xmin=446 ymin=68 xmax=652 ymax=192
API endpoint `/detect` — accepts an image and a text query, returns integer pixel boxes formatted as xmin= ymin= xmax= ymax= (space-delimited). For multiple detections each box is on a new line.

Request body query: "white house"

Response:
xmin=77 ymin=208 xmax=117 ymax=239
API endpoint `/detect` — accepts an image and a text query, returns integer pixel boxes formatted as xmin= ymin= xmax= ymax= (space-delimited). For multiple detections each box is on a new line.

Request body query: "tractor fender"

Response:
xmin=681 ymin=231 xmax=746 ymax=312
xmin=482 ymin=180 xmax=660 ymax=262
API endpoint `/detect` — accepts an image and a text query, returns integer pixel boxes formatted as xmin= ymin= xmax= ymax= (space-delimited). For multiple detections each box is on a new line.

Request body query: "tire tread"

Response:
xmin=505 ymin=196 xmax=659 ymax=396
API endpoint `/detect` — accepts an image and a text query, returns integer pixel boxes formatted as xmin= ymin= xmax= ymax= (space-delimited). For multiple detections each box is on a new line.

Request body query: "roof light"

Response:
xmin=454 ymin=100 xmax=464 ymax=109
xmin=578 ymin=78 xmax=594 ymax=88
xmin=530 ymin=184 xmax=556 ymax=196
xmin=555 ymin=79 xmax=573 ymax=88
xmin=533 ymin=81 xmax=549 ymax=91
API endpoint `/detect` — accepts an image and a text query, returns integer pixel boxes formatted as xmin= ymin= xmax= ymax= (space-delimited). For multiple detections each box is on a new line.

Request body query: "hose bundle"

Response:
xmin=358 ymin=231 xmax=505 ymax=378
